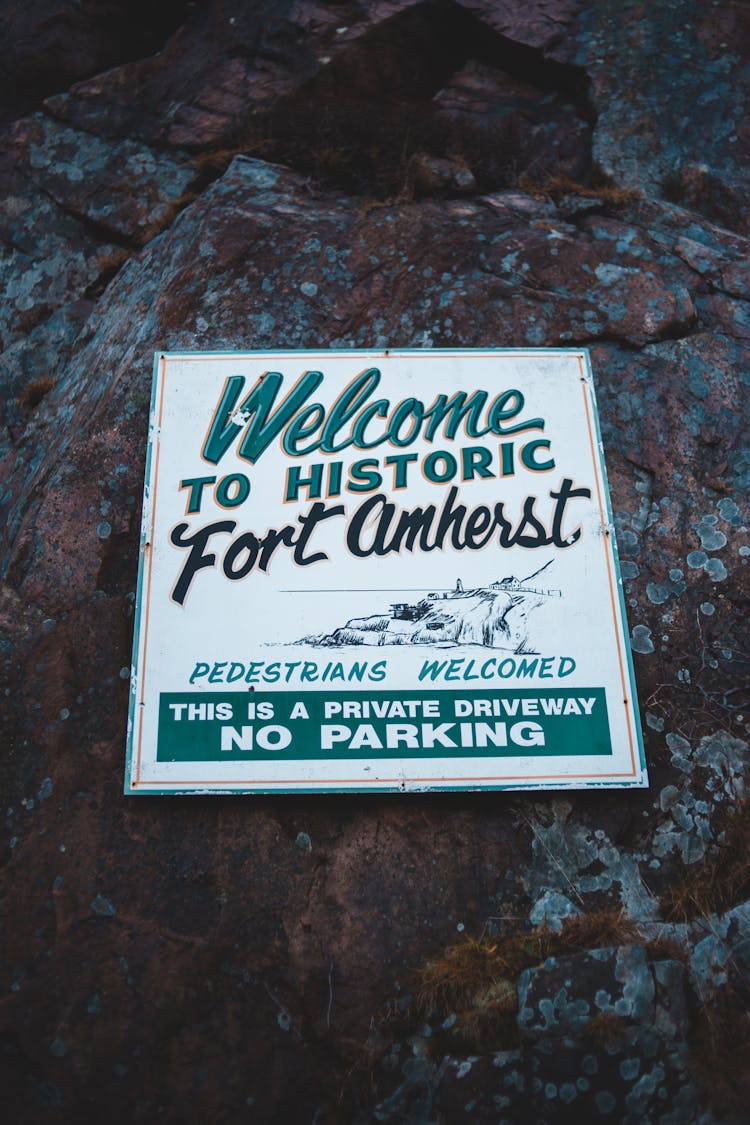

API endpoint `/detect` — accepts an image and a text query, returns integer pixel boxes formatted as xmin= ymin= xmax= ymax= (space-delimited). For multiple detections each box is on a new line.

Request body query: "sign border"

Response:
xmin=125 ymin=348 xmax=647 ymax=795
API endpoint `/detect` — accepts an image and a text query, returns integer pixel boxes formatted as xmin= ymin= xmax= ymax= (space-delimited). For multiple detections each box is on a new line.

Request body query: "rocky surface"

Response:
xmin=1 ymin=2 xmax=749 ymax=1122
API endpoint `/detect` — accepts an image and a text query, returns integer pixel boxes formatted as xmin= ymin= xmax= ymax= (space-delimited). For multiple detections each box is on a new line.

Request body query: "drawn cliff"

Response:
xmin=302 ymin=563 xmax=561 ymax=650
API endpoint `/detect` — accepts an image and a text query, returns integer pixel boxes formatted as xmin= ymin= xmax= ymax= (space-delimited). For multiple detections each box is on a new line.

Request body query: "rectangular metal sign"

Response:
xmin=126 ymin=349 xmax=647 ymax=794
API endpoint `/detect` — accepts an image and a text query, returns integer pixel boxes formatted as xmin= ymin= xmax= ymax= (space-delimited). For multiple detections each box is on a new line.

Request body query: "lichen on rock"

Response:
xmin=1 ymin=2 xmax=750 ymax=1122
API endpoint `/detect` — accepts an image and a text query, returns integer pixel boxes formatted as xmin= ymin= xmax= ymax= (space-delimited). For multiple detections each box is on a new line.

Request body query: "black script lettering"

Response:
xmin=549 ymin=479 xmax=592 ymax=546
xmin=170 ymin=503 xmax=345 ymax=605
xmin=170 ymin=520 xmax=236 ymax=605
xmin=294 ymin=502 xmax=346 ymax=566
xmin=346 ymin=480 xmax=590 ymax=559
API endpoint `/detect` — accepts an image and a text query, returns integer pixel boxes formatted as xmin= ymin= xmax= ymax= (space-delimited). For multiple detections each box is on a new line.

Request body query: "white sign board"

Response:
xmin=126 ymin=350 xmax=647 ymax=794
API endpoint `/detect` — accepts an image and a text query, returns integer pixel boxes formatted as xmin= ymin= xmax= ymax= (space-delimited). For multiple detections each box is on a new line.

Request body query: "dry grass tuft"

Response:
xmin=661 ymin=799 xmax=750 ymax=922
xmin=692 ymin=984 xmax=750 ymax=1115
xmin=418 ymin=935 xmax=531 ymax=1049
xmin=136 ymin=190 xmax=203 ymax=245
xmin=643 ymin=934 xmax=689 ymax=965
xmin=584 ymin=1009 xmax=634 ymax=1049
xmin=419 ymin=910 xmax=642 ymax=1018
xmin=418 ymin=936 xmax=520 ymax=1015
xmin=194 ymin=148 xmax=242 ymax=175
xmin=456 ymin=978 xmax=518 ymax=1047
xmin=558 ymin=909 xmax=640 ymax=951
xmin=519 ymin=173 xmax=641 ymax=205
xmin=417 ymin=909 xmax=643 ymax=1049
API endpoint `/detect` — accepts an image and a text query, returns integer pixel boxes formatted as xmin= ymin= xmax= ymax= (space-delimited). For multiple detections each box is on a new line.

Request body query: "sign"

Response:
xmin=125 ymin=350 xmax=647 ymax=794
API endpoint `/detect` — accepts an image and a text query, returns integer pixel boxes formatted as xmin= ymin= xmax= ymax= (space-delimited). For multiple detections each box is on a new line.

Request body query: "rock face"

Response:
xmin=1 ymin=2 xmax=749 ymax=1122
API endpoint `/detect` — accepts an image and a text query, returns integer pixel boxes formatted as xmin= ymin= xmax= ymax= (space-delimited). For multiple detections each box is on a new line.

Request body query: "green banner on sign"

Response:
xmin=157 ymin=688 xmax=612 ymax=762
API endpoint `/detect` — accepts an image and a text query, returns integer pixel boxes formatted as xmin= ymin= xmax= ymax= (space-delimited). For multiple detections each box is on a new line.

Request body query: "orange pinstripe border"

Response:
xmin=134 ymin=769 xmax=641 ymax=788
xmin=134 ymin=355 xmax=167 ymax=786
xmin=578 ymin=357 xmax=637 ymax=776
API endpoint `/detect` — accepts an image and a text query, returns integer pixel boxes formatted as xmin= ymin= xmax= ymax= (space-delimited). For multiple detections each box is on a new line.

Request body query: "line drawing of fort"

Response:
xmin=299 ymin=562 xmax=561 ymax=652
